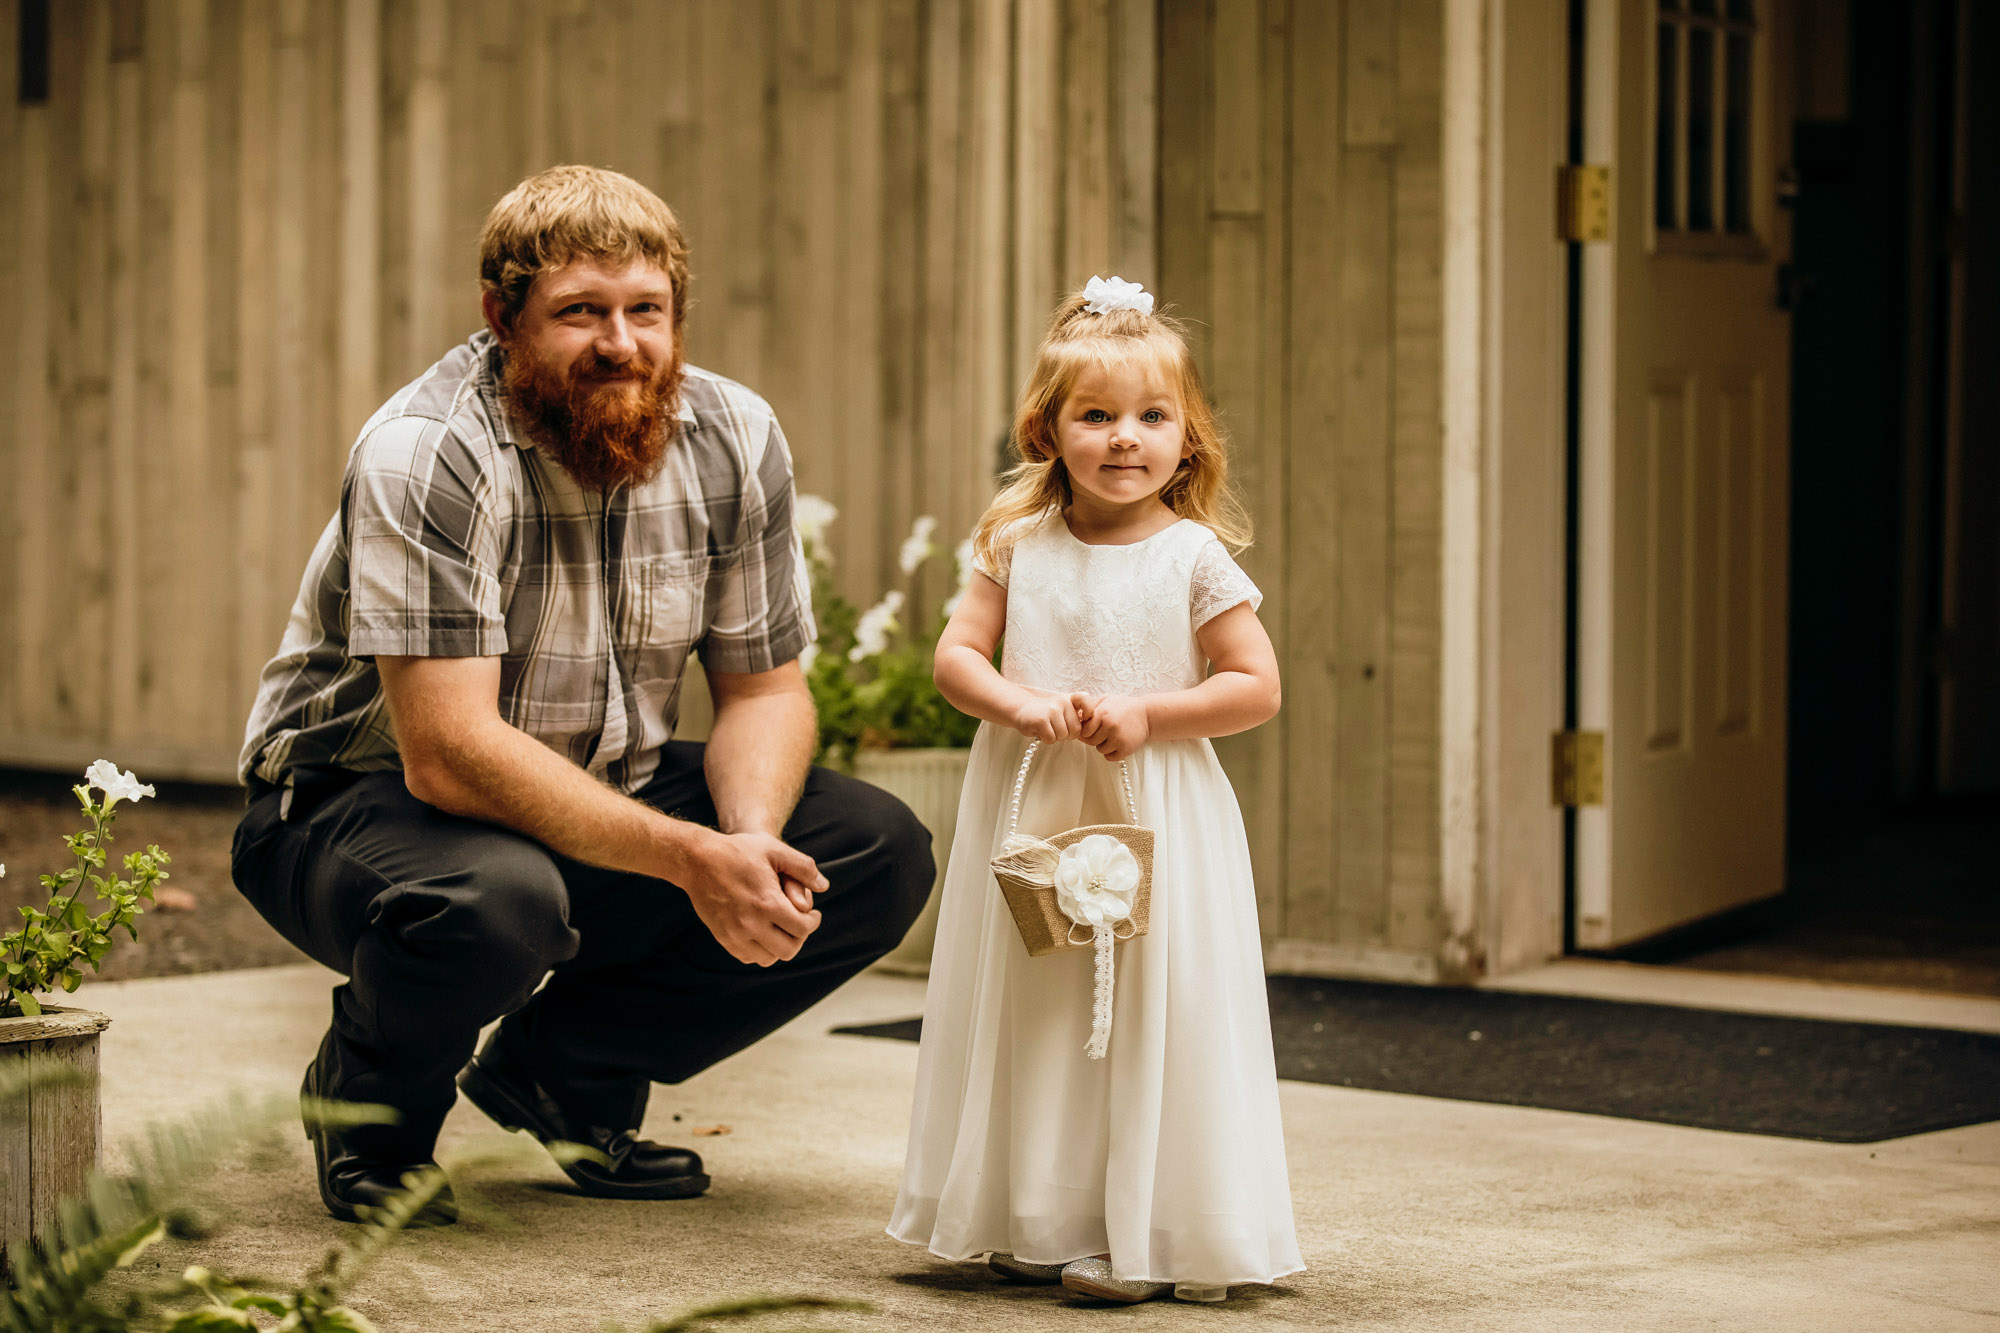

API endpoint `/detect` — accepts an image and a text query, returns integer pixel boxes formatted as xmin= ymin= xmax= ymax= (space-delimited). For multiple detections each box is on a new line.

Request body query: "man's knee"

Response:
xmin=839 ymin=781 xmax=936 ymax=945
xmin=373 ymin=848 xmax=577 ymax=1001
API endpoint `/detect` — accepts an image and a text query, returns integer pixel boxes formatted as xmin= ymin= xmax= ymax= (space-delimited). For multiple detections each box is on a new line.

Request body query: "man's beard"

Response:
xmin=500 ymin=338 xmax=685 ymax=491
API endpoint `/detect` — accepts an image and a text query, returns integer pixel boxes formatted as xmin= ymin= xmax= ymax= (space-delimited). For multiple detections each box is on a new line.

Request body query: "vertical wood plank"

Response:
xmin=1155 ymin=0 xmax=1210 ymax=367
xmin=406 ymin=0 xmax=449 ymax=371
xmin=105 ymin=1 xmax=142 ymax=746
xmin=951 ymin=0 xmax=1012 ymax=596
xmin=307 ymin=0 xmax=347 ymax=536
xmin=1246 ymin=0 xmax=1291 ymax=933
xmin=1110 ymin=0 xmax=1156 ymax=284
xmin=233 ymin=0 xmax=277 ymax=733
xmin=839 ymin=0 xmax=887 ymax=579
xmin=1283 ymin=0 xmax=1345 ymax=946
xmin=25 ymin=1038 xmax=100 ymax=1242
xmin=1210 ymin=0 xmax=1261 ymax=216
xmin=168 ymin=0 xmax=215 ymax=746
xmin=205 ymin=0 xmax=244 ymax=738
xmin=0 ymin=1046 xmax=27 ymax=1252
xmin=693 ymin=0 xmax=771 ymax=395
xmin=343 ymin=0 xmax=382 ymax=435
xmin=1011 ymin=0 xmax=1059 ymax=387
xmin=1061 ymin=0 xmax=1111 ymax=280
xmin=1387 ymin=0 xmax=1444 ymax=954
xmin=266 ymin=0 xmax=309 ymax=687
xmin=1331 ymin=147 xmax=1393 ymax=946
xmin=1343 ymin=0 xmax=1396 ymax=146
xmin=914 ymin=0 xmax=963 ymax=582
xmin=59 ymin=0 xmax=112 ymax=741
xmin=870 ymin=0 xmax=921 ymax=607
xmin=0 ymin=0 xmax=21 ymax=733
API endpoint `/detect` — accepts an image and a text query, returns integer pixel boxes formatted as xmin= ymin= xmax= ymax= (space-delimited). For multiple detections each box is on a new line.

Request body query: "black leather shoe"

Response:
xmin=300 ymin=1037 xmax=458 ymax=1227
xmin=456 ymin=1031 xmax=709 ymax=1200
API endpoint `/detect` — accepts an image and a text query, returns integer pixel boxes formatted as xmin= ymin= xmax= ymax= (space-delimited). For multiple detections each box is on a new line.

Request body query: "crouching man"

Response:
xmin=232 ymin=165 xmax=932 ymax=1224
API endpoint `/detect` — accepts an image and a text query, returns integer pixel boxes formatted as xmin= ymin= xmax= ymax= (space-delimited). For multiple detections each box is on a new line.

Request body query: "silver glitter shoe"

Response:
xmin=988 ymin=1253 xmax=1064 ymax=1284
xmin=1173 ymin=1284 xmax=1229 ymax=1302
xmin=1060 ymin=1257 xmax=1169 ymax=1303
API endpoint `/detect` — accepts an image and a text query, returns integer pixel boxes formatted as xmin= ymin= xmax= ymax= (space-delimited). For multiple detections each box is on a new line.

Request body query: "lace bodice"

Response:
xmin=980 ymin=513 xmax=1261 ymax=695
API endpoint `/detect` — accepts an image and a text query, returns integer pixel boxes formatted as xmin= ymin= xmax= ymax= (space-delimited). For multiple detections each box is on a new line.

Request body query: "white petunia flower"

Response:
xmin=795 ymin=494 xmax=839 ymax=553
xmin=897 ymin=515 xmax=939 ymax=575
xmin=942 ymin=535 xmax=978 ymax=619
xmin=85 ymin=760 xmax=155 ymax=808
xmin=848 ymin=590 xmax=906 ymax=662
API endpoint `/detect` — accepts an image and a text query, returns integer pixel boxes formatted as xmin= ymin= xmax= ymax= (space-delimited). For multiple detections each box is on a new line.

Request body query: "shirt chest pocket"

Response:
xmin=623 ymin=553 xmax=710 ymax=680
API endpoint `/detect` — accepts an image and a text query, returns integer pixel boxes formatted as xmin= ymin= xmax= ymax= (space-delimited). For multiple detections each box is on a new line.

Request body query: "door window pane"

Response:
xmin=1687 ymin=25 xmax=1716 ymax=231
xmin=1724 ymin=31 xmax=1752 ymax=232
xmin=1656 ymin=22 xmax=1681 ymax=230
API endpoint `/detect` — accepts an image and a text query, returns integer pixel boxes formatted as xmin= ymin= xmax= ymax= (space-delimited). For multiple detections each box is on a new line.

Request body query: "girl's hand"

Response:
xmin=1011 ymin=690 xmax=1084 ymax=743
xmin=1073 ymin=692 xmax=1151 ymax=761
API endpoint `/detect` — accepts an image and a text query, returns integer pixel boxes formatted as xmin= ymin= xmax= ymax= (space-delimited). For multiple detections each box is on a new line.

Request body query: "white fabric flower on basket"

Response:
xmin=85 ymin=760 xmax=155 ymax=808
xmin=1053 ymin=834 xmax=1141 ymax=931
xmin=1081 ymin=275 xmax=1154 ymax=317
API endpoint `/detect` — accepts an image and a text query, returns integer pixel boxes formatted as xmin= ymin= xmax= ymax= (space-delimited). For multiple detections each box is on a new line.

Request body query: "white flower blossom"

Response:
xmin=797 ymin=642 xmax=819 ymax=676
xmin=85 ymin=760 xmax=155 ymax=808
xmin=848 ymin=590 xmax=905 ymax=662
xmin=897 ymin=515 xmax=939 ymax=575
xmin=942 ymin=536 xmax=978 ymax=618
xmin=795 ymin=494 xmax=839 ymax=554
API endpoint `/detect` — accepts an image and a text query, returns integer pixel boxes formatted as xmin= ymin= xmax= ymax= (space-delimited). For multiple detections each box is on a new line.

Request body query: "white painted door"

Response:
xmin=1574 ymin=0 xmax=1794 ymax=948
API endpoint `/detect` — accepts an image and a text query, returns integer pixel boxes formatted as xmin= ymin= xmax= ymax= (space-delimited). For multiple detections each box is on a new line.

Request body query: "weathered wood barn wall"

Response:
xmin=0 ymin=0 xmax=1463 ymax=982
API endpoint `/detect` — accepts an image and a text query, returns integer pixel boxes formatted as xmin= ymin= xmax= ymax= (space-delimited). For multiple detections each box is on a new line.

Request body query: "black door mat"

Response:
xmin=832 ymin=975 xmax=2000 ymax=1142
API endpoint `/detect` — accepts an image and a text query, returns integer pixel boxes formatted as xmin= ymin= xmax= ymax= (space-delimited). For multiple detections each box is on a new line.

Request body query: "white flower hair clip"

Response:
xmin=1081 ymin=274 xmax=1154 ymax=317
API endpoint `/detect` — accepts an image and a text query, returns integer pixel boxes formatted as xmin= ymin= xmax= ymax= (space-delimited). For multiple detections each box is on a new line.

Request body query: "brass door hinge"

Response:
xmin=1558 ymin=164 xmax=1611 ymax=242
xmin=1552 ymin=730 xmax=1605 ymax=807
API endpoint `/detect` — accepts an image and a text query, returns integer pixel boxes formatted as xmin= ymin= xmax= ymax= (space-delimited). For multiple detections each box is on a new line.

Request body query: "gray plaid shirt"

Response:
xmin=240 ymin=330 xmax=815 ymax=795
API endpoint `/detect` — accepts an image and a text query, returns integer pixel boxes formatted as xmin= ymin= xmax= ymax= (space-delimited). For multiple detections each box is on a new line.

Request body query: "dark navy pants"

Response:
xmin=231 ymin=742 xmax=932 ymax=1151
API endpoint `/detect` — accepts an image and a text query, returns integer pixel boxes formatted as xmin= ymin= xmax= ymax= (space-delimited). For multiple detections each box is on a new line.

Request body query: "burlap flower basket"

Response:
xmin=993 ymin=823 xmax=1155 ymax=957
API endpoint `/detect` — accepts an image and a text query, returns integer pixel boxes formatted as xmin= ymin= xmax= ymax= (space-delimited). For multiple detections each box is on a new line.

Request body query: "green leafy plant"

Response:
xmin=1 ymin=1076 xmax=867 ymax=1332
xmin=1 ymin=763 xmax=170 ymax=1018
xmin=797 ymin=501 xmax=979 ymax=768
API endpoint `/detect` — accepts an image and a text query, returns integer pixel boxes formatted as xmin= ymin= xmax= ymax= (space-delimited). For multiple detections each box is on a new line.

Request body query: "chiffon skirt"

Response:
xmin=887 ymin=724 xmax=1303 ymax=1286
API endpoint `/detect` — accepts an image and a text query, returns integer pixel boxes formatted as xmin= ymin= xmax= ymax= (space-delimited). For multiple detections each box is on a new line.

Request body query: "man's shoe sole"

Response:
xmin=457 ymin=1060 xmax=710 ymax=1200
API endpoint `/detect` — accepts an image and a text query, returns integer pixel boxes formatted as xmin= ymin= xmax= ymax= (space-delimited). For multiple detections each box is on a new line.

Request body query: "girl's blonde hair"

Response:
xmin=972 ymin=289 xmax=1252 ymax=574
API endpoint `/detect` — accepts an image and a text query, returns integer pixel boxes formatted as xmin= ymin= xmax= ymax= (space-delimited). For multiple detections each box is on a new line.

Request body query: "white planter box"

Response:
xmin=852 ymin=746 xmax=971 ymax=976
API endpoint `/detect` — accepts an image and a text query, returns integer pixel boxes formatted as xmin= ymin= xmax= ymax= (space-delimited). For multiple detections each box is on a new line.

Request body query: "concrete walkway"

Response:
xmin=84 ymin=963 xmax=2000 ymax=1332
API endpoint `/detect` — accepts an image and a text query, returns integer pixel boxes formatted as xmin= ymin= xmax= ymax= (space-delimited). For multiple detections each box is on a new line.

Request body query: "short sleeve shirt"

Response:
xmin=239 ymin=330 xmax=815 ymax=795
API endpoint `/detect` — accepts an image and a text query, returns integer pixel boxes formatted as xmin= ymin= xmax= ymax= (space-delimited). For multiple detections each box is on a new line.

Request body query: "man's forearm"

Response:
xmin=702 ymin=684 xmax=817 ymax=837
xmin=412 ymin=716 xmax=712 ymax=883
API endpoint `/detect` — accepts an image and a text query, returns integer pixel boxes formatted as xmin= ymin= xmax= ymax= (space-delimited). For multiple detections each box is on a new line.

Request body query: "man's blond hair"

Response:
xmin=478 ymin=165 xmax=691 ymax=330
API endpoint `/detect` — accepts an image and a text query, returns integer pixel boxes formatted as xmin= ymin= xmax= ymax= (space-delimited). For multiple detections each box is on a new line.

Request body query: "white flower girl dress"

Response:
xmin=888 ymin=512 xmax=1303 ymax=1289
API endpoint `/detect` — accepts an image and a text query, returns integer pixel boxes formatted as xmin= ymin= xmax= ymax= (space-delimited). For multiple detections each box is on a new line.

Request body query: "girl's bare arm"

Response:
xmin=933 ymin=572 xmax=1082 ymax=742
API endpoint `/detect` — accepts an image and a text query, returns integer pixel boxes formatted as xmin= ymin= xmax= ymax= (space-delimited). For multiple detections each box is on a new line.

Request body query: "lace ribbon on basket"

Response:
xmin=989 ymin=830 xmax=1141 ymax=1059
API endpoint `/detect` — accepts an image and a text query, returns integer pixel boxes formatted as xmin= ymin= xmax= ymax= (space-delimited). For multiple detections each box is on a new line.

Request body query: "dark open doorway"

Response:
xmin=1641 ymin=0 xmax=2000 ymax=996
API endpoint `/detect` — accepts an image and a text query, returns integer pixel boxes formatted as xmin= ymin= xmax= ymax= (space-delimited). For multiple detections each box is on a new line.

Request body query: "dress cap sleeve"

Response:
xmin=971 ymin=514 xmax=1042 ymax=590
xmin=1190 ymin=538 xmax=1263 ymax=630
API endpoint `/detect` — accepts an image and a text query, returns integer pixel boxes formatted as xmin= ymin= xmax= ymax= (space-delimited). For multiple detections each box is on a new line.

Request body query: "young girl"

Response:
xmin=887 ymin=278 xmax=1303 ymax=1303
